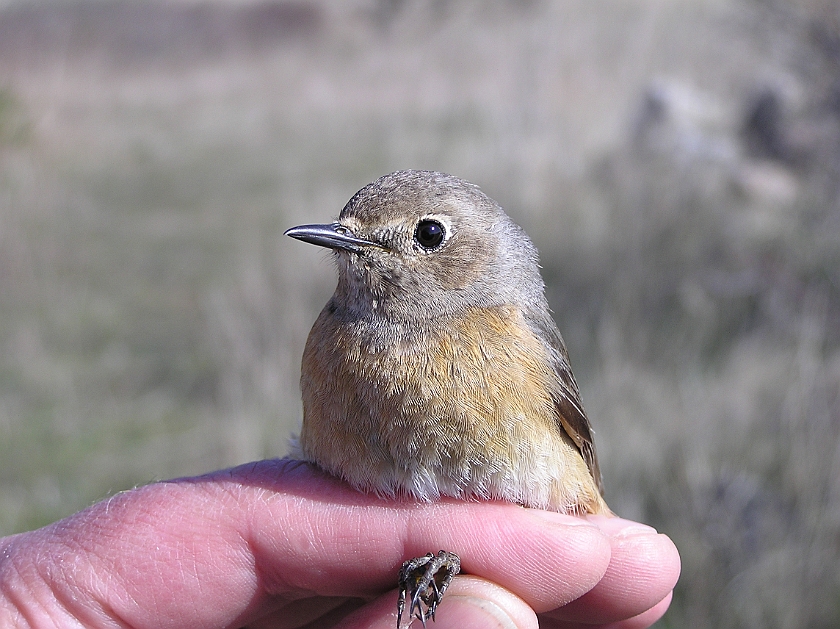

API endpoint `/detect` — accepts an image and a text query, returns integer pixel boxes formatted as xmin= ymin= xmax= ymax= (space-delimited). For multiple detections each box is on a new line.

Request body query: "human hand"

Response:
xmin=0 ymin=459 xmax=679 ymax=628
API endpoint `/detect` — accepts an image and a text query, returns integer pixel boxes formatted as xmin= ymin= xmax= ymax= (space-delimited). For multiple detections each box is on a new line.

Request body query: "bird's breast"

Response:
xmin=297 ymin=303 xmax=605 ymax=513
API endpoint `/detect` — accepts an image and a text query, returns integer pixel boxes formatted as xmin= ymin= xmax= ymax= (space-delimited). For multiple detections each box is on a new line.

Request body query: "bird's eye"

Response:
xmin=414 ymin=219 xmax=446 ymax=250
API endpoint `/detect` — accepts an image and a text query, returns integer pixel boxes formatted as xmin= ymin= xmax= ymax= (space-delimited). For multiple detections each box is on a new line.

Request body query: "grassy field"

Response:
xmin=1 ymin=0 xmax=839 ymax=627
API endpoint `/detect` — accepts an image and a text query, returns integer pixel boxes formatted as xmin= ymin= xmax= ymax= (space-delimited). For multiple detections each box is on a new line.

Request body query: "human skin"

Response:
xmin=0 ymin=459 xmax=680 ymax=628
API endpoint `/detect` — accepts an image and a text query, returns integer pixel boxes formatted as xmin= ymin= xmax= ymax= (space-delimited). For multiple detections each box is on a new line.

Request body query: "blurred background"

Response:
xmin=1 ymin=0 xmax=838 ymax=626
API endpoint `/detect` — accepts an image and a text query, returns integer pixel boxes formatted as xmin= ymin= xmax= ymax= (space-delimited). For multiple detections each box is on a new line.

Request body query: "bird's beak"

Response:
xmin=284 ymin=222 xmax=384 ymax=254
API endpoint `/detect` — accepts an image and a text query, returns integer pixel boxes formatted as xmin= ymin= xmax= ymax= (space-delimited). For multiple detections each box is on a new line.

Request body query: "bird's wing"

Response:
xmin=528 ymin=312 xmax=604 ymax=494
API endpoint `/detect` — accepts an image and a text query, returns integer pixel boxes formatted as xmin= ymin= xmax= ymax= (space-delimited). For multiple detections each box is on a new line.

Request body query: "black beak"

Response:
xmin=284 ymin=222 xmax=384 ymax=254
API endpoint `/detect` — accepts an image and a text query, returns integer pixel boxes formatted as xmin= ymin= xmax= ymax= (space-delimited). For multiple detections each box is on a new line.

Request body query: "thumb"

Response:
xmin=339 ymin=576 xmax=539 ymax=629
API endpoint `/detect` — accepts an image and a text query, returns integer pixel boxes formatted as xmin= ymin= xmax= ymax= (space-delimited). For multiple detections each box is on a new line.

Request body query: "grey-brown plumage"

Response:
xmin=286 ymin=170 xmax=608 ymax=515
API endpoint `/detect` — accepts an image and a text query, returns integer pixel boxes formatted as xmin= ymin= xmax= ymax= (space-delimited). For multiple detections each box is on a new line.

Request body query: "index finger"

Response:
xmin=234 ymin=459 xmax=613 ymax=611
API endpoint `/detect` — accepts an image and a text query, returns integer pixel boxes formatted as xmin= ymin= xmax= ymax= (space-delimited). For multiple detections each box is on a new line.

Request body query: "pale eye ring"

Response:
xmin=414 ymin=219 xmax=446 ymax=250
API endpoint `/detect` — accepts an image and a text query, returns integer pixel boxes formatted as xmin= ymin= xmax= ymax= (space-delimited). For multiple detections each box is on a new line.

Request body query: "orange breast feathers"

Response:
xmin=297 ymin=304 xmax=608 ymax=515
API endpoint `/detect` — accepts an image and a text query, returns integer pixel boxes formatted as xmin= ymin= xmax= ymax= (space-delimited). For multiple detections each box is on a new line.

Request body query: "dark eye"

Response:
xmin=414 ymin=219 xmax=446 ymax=250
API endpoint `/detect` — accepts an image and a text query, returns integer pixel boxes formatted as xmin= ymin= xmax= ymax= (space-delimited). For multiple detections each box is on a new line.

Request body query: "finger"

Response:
xmin=238 ymin=460 xmax=612 ymax=611
xmin=608 ymin=592 xmax=674 ymax=629
xmin=427 ymin=507 xmax=611 ymax=612
xmin=22 ymin=459 xmax=610 ymax=629
xmin=338 ymin=576 xmax=539 ymax=629
xmin=243 ymin=596 xmax=364 ymax=629
xmin=538 ymin=592 xmax=673 ymax=629
xmin=542 ymin=517 xmax=680 ymax=624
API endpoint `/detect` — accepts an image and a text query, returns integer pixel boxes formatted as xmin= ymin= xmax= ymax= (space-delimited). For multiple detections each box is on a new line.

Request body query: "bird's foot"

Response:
xmin=396 ymin=550 xmax=460 ymax=628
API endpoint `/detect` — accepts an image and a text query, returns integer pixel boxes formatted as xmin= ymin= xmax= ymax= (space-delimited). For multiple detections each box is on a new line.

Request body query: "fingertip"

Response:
xmin=612 ymin=591 xmax=674 ymax=629
xmin=502 ymin=508 xmax=611 ymax=612
xmin=548 ymin=518 xmax=680 ymax=624
xmin=589 ymin=516 xmax=681 ymax=593
xmin=538 ymin=592 xmax=674 ymax=629
xmin=589 ymin=592 xmax=675 ymax=629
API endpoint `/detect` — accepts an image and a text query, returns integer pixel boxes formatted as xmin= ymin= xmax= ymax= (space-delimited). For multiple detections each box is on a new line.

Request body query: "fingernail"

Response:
xmin=587 ymin=515 xmax=658 ymax=536
xmin=427 ymin=595 xmax=519 ymax=629
xmin=422 ymin=576 xmax=537 ymax=629
xmin=525 ymin=508 xmax=598 ymax=527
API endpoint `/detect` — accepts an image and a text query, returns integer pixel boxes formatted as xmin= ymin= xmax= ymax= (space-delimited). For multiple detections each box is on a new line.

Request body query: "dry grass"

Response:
xmin=1 ymin=0 xmax=838 ymax=626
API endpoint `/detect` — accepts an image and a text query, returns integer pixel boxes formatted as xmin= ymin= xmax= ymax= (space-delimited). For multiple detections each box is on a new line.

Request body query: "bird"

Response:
xmin=285 ymin=170 xmax=609 ymax=626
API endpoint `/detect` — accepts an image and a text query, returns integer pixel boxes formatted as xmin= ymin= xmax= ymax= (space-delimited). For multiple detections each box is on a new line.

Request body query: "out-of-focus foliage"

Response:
xmin=1 ymin=1 xmax=838 ymax=627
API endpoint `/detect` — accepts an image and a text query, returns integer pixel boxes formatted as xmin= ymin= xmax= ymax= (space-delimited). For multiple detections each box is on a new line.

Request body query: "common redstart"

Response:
xmin=285 ymin=170 xmax=609 ymax=626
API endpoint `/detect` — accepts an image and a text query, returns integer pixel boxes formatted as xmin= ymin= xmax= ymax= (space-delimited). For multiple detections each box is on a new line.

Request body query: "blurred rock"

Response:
xmin=632 ymin=79 xmax=738 ymax=166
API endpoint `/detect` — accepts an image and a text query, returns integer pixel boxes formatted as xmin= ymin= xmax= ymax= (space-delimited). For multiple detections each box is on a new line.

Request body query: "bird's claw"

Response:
xmin=397 ymin=550 xmax=460 ymax=628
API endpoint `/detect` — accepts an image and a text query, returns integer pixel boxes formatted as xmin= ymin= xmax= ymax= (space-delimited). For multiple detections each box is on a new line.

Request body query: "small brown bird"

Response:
xmin=285 ymin=170 xmax=609 ymax=626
